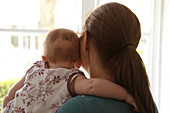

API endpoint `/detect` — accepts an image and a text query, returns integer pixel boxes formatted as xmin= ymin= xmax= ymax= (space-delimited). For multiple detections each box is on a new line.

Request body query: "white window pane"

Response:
xmin=97 ymin=0 xmax=151 ymax=33
xmin=0 ymin=0 xmax=82 ymax=81
xmin=54 ymin=0 xmax=82 ymax=32
xmin=0 ymin=0 xmax=40 ymax=29
xmin=0 ymin=0 xmax=82 ymax=31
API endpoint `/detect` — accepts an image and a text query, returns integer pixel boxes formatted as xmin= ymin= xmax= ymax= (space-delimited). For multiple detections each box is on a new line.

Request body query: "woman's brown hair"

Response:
xmin=83 ymin=2 xmax=156 ymax=113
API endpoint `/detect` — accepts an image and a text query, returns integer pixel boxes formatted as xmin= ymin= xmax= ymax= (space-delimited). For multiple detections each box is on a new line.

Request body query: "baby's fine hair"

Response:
xmin=43 ymin=28 xmax=79 ymax=64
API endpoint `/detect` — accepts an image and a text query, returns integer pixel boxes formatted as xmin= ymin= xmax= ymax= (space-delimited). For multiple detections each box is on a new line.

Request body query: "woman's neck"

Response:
xmin=89 ymin=62 xmax=114 ymax=82
xmin=87 ymin=46 xmax=114 ymax=82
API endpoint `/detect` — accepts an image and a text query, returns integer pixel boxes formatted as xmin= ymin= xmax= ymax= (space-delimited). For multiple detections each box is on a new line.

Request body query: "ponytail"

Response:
xmin=113 ymin=46 xmax=156 ymax=113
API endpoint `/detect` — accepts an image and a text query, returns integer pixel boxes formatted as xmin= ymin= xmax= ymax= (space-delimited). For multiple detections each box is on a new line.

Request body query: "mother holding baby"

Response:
xmin=57 ymin=2 xmax=158 ymax=113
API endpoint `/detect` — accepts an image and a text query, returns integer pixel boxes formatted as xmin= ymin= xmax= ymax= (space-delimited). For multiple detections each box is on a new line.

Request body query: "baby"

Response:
xmin=2 ymin=29 xmax=138 ymax=113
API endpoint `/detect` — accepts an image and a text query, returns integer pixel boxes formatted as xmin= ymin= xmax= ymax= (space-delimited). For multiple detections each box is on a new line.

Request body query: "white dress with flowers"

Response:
xmin=2 ymin=61 xmax=84 ymax=113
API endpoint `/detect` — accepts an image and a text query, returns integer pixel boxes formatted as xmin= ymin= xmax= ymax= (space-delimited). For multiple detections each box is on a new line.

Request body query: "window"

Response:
xmin=11 ymin=36 xmax=18 ymax=48
xmin=0 ymin=0 xmax=82 ymax=81
xmin=23 ymin=36 xmax=30 ymax=50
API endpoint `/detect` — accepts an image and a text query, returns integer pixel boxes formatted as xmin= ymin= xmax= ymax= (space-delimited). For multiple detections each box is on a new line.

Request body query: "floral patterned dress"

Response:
xmin=2 ymin=61 xmax=84 ymax=113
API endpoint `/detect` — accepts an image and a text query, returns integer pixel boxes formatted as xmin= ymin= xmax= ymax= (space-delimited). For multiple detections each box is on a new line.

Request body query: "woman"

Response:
xmin=57 ymin=2 xmax=158 ymax=113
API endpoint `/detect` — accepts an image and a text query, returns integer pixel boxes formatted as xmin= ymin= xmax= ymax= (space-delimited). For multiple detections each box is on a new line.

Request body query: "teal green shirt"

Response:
xmin=57 ymin=95 xmax=138 ymax=113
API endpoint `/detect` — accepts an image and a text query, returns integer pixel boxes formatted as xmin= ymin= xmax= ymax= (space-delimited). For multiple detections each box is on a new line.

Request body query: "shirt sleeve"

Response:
xmin=56 ymin=96 xmax=86 ymax=113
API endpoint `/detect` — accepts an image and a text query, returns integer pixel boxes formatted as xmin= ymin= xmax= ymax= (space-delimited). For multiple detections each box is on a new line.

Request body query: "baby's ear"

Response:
xmin=75 ymin=58 xmax=82 ymax=68
xmin=42 ymin=56 xmax=47 ymax=61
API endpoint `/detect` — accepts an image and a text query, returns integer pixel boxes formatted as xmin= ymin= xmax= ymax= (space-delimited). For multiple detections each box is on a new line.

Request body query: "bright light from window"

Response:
xmin=0 ymin=0 xmax=40 ymax=29
xmin=0 ymin=0 xmax=82 ymax=81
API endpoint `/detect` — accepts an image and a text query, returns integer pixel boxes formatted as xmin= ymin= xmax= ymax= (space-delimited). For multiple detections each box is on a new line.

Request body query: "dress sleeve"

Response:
xmin=67 ymin=68 xmax=85 ymax=97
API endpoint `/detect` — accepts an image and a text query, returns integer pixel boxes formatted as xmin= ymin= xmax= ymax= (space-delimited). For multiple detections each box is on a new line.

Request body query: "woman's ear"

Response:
xmin=42 ymin=56 xmax=47 ymax=61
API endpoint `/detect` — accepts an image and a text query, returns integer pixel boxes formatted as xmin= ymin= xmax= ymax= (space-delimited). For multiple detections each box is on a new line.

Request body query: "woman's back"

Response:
xmin=57 ymin=95 xmax=140 ymax=113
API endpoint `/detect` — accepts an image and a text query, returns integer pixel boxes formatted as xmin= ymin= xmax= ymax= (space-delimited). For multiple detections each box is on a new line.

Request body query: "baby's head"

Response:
xmin=43 ymin=28 xmax=79 ymax=68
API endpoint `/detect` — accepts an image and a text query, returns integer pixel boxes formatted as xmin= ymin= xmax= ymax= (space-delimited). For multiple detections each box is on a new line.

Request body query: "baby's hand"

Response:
xmin=125 ymin=93 xmax=139 ymax=112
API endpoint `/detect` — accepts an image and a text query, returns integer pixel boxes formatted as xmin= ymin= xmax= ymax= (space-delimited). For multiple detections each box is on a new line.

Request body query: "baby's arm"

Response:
xmin=71 ymin=75 xmax=138 ymax=111
xmin=3 ymin=75 xmax=26 ymax=108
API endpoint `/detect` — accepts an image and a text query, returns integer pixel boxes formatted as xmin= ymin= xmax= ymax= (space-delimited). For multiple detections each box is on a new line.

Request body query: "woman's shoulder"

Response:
xmin=57 ymin=95 xmax=137 ymax=113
